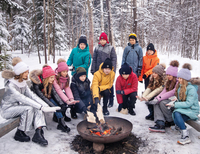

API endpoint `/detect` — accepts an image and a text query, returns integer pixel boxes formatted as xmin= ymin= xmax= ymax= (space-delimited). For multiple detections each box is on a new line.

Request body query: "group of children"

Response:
xmin=0 ymin=32 xmax=199 ymax=146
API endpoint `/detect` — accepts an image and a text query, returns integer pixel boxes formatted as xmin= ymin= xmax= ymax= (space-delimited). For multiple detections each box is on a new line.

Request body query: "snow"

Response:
xmin=0 ymin=48 xmax=200 ymax=154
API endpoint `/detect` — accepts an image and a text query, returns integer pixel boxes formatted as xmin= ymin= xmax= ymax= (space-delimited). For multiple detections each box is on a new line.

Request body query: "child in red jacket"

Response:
xmin=116 ymin=63 xmax=138 ymax=115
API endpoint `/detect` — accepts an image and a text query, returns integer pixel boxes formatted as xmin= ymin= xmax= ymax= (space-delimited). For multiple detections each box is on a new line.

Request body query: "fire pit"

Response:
xmin=77 ymin=117 xmax=133 ymax=152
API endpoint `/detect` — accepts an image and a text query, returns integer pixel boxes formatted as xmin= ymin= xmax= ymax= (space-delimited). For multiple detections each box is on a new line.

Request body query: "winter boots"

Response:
xmin=145 ymin=104 xmax=154 ymax=121
xmin=177 ymin=130 xmax=191 ymax=145
xmin=128 ymin=107 xmax=136 ymax=115
xmin=149 ymin=120 xmax=165 ymax=133
xmin=14 ymin=129 xmax=30 ymax=142
xmin=70 ymin=105 xmax=77 ymax=119
xmin=32 ymin=128 xmax=48 ymax=146
xmin=108 ymin=97 xmax=113 ymax=108
xmin=57 ymin=117 xmax=71 ymax=132
xmin=103 ymin=102 xmax=109 ymax=115
xmin=53 ymin=113 xmax=71 ymax=123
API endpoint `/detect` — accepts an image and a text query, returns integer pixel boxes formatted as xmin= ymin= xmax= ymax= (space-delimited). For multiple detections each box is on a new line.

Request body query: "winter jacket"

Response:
xmin=122 ymin=42 xmax=143 ymax=76
xmin=29 ymin=70 xmax=64 ymax=107
xmin=155 ymin=80 xmax=178 ymax=102
xmin=70 ymin=73 xmax=93 ymax=113
xmin=91 ymin=63 xmax=115 ymax=99
xmin=115 ymin=69 xmax=138 ymax=104
xmin=91 ymin=43 xmax=117 ymax=74
xmin=173 ymin=82 xmax=199 ymax=121
xmin=0 ymin=70 xmax=48 ymax=111
xmin=138 ymin=50 xmax=159 ymax=81
xmin=67 ymin=44 xmax=91 ymax=76
xmin=53 ymin=70 xmax=74 ymax=104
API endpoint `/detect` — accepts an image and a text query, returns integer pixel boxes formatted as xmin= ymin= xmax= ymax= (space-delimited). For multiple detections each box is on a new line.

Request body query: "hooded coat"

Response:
xmin=67 ymin=44 xmax=91 ymax=76
xmin=70 ymin=73 xmax=93 ymax=113
xmin=91 ymin=63 xmax=115 ymax=99
xmin=115 ymin=68 xmax=138 ymax=104
xmin=0 ymin=70 xmax=47 ymax=131
xmin=122 ymin=42 xmax=143 ymax=76
xmin=91 ymin=43 xmax=117 ymax=74
xmin=29 ymin=70 xmax=64 ymax=107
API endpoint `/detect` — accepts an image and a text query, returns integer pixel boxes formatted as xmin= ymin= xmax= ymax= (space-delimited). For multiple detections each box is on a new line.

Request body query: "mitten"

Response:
xmin=41 ymin=106 xmax=61 ymax=112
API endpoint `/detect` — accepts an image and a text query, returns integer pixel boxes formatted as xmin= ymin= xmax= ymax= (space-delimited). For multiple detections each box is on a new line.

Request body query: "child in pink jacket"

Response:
xmin=53 ymin=58 xmax=79 ymax=120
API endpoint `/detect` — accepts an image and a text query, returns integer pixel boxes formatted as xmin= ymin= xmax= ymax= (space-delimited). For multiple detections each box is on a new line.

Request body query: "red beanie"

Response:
xmin=42 ymin=66 xmax=56 ymax=79
xmin=99 ymin=32 xmax=109 ymax=43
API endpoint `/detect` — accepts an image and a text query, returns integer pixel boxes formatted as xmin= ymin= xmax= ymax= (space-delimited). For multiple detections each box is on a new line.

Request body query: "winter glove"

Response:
xmin=139 ymin=81 xmax=143 ymax=83
xmin=143 ymin=74 xmax=147 ymax=79
xmin=116 ymin=90 xmax=125 ymax=95
xmin=137 ymin=70 xmax=141 ymax=77
xmin=90 ymin=98 xmax=99 ymax=113
xmin=69 ymin=66 xmax=75 ymax=72
xmin=147 ymin=98 xmax=159 ymax=105
xmin=41 ymin=106 xmax=61 ymax=112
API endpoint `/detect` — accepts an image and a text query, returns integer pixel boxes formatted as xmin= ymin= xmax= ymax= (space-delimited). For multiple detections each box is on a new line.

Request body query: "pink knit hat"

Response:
xmin=166 ymin=60 xmax=179 ymax=77
xmin=42 ymin=66 xmax=56 ymax=79
xmin=57 ymin=62 xmax=69 ymax=73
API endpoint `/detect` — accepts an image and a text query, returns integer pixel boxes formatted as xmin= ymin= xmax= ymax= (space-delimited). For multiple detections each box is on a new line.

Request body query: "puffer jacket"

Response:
xmin=138 ymin=50 xmax=159 ymax=81
xmin=67 ymin=44 xmax=91 ymax=76
xmin=91 ymin=63 xmax=115 ymax=98
xmin=29 ymin=70 xmax=64 ymax=107
xmin=0 ymin=70 xmax=48 ymax=111
xmin=91 ymin=43 xmax=117 ymax=74
xmin=122 ymin=42 xmax=143 ymax=76
xmin=173 ymin=82 xmax=199 ymax=120
xmin=70 ymin=73 xmax=93 ymax=113
xmin=115 ymin=68 xmax=138 ymax=104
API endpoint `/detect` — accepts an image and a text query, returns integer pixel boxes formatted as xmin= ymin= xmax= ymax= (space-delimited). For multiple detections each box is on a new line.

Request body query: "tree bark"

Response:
xmin=52 ymin=0 xmax=55 ymax=63
xmin=133 ymin=0 xmax=137 ymax=34
xmin=100 ymin=0 xmax=104 ymax=32
xmin=71 ymin=0 xmax=74 ymax=49
xmin=43 ymin=0 xmax=47 ymax=64
xmin=47 ymin=0 xmax=51 ymax=60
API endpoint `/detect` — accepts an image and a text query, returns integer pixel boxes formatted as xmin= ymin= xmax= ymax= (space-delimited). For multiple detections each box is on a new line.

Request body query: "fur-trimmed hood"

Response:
xmin=29 ymin=69 xmax=43 ymax=84
xmin=190 ymin=77 xmax=200 ymax=85
xmin=1 ymin=70 xmax=16 ymax=79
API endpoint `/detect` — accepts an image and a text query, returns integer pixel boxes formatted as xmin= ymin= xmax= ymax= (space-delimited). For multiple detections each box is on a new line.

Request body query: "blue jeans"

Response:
xmin=50 ymin=98 xmax=63 ymax=119
xmin=173 ymin=111 xmax=190 ymax=130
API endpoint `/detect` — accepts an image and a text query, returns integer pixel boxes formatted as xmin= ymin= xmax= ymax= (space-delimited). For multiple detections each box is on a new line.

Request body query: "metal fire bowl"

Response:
xmin=77 ymin=116 xmax=133 ymax=144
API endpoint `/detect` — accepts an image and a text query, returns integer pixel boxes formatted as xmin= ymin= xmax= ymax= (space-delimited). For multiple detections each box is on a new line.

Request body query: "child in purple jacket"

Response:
xmin=148 ymin=60 xmax=179 ymax=133
xmin=53 ymin=58 xmax=79 ymax=120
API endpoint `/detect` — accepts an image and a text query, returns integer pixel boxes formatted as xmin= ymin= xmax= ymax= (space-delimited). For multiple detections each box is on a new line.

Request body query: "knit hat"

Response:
xmin=147 ymin=43 xmax=155 ymax=53
xmin=166 ymin=60 xmax=179 ymax=77
xmin=76 ymin=67 xmax=86 ymax=78
xmin=152 ymin=63 xmax=166 ymax=77
xmin=102 ymin=58 xmax=112 ymax=70
xmin=119 ymin=63 xmax=132 ymax=75
xmin=177 ymin=63 xmax=192 ymax=81
xmin=42 ymin=65 xmax=56 ymax=79
xmin=99 ymin=32 xmax=109 ymax=43
xmin=12 ymin=57 xmax=29 ymax=75
xmin=57 ymin=62 xmax=69 ymax=73
xmin=78 ymin=35 xmax=87 ymax=46
xmin=129 ymin=33 xmax=137 ymax=41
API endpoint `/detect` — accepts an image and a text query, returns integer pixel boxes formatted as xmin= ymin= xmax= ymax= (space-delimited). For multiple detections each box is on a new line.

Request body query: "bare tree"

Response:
xmin=100 ymin=0 xmax=104 ymax=32
xmin=43 ymin=0 xmax=47 ymax=64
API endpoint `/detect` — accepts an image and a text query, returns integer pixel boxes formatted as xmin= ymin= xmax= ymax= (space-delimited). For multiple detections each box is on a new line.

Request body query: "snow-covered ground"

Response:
xmin=0 ymin=49 xmax=200 ymax=154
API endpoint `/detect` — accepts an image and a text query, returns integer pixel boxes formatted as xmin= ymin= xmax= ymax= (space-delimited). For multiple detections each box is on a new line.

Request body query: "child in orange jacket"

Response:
xmin=139 ymin=43 xmax=159 ymax=89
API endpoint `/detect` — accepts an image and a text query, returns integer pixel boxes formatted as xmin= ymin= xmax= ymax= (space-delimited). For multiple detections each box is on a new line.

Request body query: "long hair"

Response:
xmin=42 ymin=77 xmax=52 ymax=98
xmin=175 ymin=79 xmax=188 ymax=101
xmin=148 ymin=75 xmax=164 ymax=91
xmin=56 ymin=72 xmax=70 ymax=88
xmin=14 ymin=72 xmax=28 ymax=82
xmin=165 ymin=76 xmax=177 ymax=92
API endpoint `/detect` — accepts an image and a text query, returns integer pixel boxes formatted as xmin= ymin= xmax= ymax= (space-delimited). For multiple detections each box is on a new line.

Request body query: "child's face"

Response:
xmin=103 ymin=68 xmax=111 ymax=75
xmin=178 ymin=77 xmax=183 ymax=84
xmin=100 ymin=39 xmax=107 ymax=46
xmin=61 ymin=70 xmax=68 ymax=77
xmin=79 ymin=43 xmax=86 ymax=50
xmin=122 ymin=74 xmax=129 ymax=80
xmin=147 ymin=50 xmax=154 ymax=55
xmin=129 ymin=38 xmax=136 ymax=45
xmin=22 ymin=70 xmax=29 ymax=80
xmin=152 ymin=72 xmax=158 ymax=78
xmin=167 ymin=74 xmax=173 ymax=81
xmin=48 ymin=75 xmax=55 ymax=83
xmin=79 ymin=75 xmax=86 ymax=82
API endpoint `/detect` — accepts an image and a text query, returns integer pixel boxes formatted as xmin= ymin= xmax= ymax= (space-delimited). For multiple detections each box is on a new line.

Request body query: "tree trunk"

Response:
xmin=43 ymin=0 xmax=47 ymax=64
xmin=47 ymin=0 xmax=51 ymax=61
xmin=71 ymin=0 xmax=74 ymax=49
xmin=21 ymin=40 xmax=23 ymax=54
xmin=52 ymin=0 xmax=55 ymax=63
xmin=87 ymin=0 xmax=94 ymax=56
xmin=100 ymin=0 xmax=104 ymax=32
xmin=133 ymin=0 xmax=137 ymax=34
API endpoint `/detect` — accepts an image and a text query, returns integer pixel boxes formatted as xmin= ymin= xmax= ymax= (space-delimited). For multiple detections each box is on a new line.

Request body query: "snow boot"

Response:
xmin=61 ymin=109 xmax=71 ymax=122
xmin=128 ymin=108 xmax=136 ymax=116
xmin=145 ymin=104 xmax=154 ymax=120
xmin=149 ymin=120 xmax=165 ymax=133
xmin=57 ymin=117 xmax=70 ymax=133
xmin=32 ymin=128 xmax=48 ymax=146
xmin=108 ymin=97 xmax=113 ymax=108
xmin=70 ymin=105 xmax=77 ymax=119
xmin=103 ymin=101 xmax=109 ymax=115
xmin=52 ymin=113 xmax=58 ymax=123
xmin=177 ymin=130 xmax=191 ymax=145
xmin=14 ymin=129 xmax=30 ymax=142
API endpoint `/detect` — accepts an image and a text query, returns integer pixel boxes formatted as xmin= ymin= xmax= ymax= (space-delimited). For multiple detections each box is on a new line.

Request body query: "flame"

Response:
xmin=90 ymin=128 xmax=112 ymax=136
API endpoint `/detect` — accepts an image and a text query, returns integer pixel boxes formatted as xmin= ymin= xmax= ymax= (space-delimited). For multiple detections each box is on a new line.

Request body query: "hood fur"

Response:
xmin=1 ymin=70 xmax=16 ymax=79
xmin=190 ymin=77 xmax=200 ymax=85
xmin=29 ymin=69 xmax=42 ymax=84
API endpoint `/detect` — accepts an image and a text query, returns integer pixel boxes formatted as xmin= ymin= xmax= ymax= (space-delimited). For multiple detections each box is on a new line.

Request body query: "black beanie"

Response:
xmin=102 ymin=58 xmax=112 ymax=70
xmin=76 ymin=67 xmax=86 ymax=78
xmin=119 ymin=63 xmax=132 ymax=75
xmin=78 ymin=35 xmax=87 ymax=46
xmin=147 ymin=43 xmax=155 ymax=53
